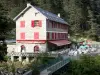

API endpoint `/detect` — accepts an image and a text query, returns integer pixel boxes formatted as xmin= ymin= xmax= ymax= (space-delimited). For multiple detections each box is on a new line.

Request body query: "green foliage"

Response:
xmin=0 ymin=42 xmax=7 ymax=61
xmin=62 ymin=55 xmax=100 ymax=75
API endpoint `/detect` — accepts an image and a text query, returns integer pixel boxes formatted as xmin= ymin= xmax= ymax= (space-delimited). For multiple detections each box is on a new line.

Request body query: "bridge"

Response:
xmin=7 ymin=49 xmax=72 ymax=75
xmin=40 ymin=55 xmax=70 ymax=75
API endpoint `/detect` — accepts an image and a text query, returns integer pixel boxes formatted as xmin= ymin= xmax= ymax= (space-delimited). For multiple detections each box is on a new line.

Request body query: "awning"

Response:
xmin=49 ymin=40 xmax=71 ymax=46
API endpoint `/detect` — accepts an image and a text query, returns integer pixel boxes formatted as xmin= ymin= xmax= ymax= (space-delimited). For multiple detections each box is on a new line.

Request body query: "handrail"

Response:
xmin=7 ymin=52 xmax=58 ymax=57
xmin=40 ymin=57 xmax=70 ymax=75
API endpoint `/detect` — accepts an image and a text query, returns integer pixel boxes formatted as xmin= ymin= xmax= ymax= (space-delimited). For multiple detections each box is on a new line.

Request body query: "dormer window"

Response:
xmin=31 ymin=20 xmax=42 ymax=27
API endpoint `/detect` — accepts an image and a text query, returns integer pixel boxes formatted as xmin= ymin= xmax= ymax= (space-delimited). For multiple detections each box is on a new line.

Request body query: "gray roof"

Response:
xmin=14 ymin=4 xmax=68 ymax=24
xmin=34 ymin=6 xmax=68 ymax=24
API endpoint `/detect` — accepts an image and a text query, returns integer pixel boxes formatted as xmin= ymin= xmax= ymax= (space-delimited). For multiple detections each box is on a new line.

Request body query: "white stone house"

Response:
xmin=9 ymin=3 xmax=70 ymax=53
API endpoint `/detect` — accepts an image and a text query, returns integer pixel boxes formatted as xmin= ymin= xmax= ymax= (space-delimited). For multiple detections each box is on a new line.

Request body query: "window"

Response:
xmin=47 ymin=32 xmax=50 ymax=39
xmin=56 ymin=23 xmax=58 ymax=28
xmin=20 ymin=21 xmax=25 ymax=27
xmin=47 ymin=20 xmax=50 ymax=28
xmin=64 ymin=33 xmax=67 ymax=39
xmin=20 ymin=32 xmax=25 ymax=39
xmin=31 ymin=20 xmax=42 ymax=27
xmin=55 ymin=33 xmax=56 ymax=39
xmin=52 ymin=21 xmax=54 ymax=28
xmin=58 ymin=33 xmax=60 ymax=39
xmin=34 ymin=45 xmax=39 ymax=52
xmin=21 ymin=45 xmax=26 ymax=52
xmin=34 ymin=32 xmax=39 ymax=39
xmin=52 ymin=33 xmax=55 ymax=40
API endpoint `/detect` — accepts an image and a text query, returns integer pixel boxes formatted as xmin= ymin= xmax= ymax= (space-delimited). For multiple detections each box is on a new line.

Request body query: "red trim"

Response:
xmin=49 ymin=40 xmax=71 ymax=46
xmin=17 ymin=40 xmax=46 ymax=44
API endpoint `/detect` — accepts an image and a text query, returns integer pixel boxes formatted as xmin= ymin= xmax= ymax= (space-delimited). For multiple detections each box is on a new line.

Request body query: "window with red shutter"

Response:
xmin=34 ymin=32 xmax=39 ymax=39
xmin=20 ymin=32 xmax=25 ymax=39
xmin=20 ymin=21 xmax=25 ymax=28
xmin=31 ymin=20 xmax=42 ymax=27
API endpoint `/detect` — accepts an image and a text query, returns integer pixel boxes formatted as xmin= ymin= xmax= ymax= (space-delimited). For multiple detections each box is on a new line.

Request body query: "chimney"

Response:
xmin=58 ymin=13 xmax=60 ymax=17
xmin=27 ymin=3 xmax=31 ymax=7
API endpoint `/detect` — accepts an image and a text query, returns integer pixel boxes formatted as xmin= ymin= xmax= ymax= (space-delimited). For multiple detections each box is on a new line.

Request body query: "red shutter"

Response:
xmin=20 ymin=21 xmax=25 ymax=27
xmin=34 ymin=32 xmax=39 ymax=39
xmin=39 ymin=20 xmax=42 ymax=27
xmin=20 ymin=32 xmax=25 ymax=39
xmin=31 ymin=20 xmax=34 ymax=27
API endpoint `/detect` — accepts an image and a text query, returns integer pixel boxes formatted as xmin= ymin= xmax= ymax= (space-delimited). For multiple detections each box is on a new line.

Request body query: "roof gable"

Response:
xmin=13 ymin=3 xmax=68 ymax=24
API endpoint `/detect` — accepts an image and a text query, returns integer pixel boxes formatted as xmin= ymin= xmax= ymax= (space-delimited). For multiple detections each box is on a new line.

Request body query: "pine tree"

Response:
xmin=0 ymin=2 xmax=14 ymax=61
xmin=63 ymin=0 xmax=83 ymax=37
xmin=87 ymin=7 xmax=98 ymax=40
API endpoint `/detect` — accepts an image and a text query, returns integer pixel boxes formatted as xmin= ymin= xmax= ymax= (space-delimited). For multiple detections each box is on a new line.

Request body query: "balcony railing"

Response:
xmin=7 ymin=52 xmax=59 ymax=57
